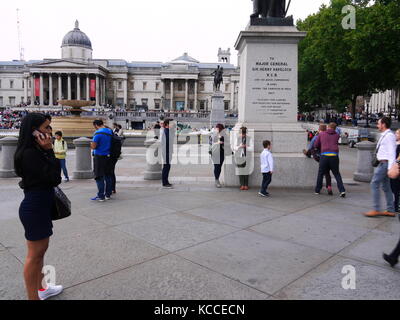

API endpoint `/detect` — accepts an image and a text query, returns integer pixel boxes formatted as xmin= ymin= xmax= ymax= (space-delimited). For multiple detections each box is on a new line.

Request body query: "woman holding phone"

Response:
xmin=14 ymin=113 xmax=63 ymax=300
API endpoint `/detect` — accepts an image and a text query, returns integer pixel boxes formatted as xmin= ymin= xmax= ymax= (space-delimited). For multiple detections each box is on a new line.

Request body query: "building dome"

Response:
xmin=61 ymin=20 xmax=92 ymax=50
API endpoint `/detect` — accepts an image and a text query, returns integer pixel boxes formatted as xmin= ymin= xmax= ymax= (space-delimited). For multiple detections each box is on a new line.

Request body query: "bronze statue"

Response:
xmin=211 ymin=66 xmax=224 ymax=92
xmin=251 ymin=0 xmax=290 ymax=19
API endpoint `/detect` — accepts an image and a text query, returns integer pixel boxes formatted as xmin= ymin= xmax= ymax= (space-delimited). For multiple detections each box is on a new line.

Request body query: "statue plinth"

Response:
xmin=223 ymin=25 xmax=317 ymax=188
xmin=210 ymin=91 xmax=225 ymax=129
xmin=250 ymin=16 xmax=294 ymax=26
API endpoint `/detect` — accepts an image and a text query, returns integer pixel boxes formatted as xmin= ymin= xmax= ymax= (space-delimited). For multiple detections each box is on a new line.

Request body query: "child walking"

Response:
xmin=259 ymin=140 xmax=273 ymax=197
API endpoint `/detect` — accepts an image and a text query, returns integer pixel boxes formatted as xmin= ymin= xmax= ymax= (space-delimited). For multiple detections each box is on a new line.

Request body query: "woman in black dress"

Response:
xmin=14 ymin=113 xmax=63 ymax=300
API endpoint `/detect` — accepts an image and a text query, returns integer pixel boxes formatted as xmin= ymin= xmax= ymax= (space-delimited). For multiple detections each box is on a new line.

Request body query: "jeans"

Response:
xmin=260 ymin=172 xmax=272 ymax=194
xmin=371 ymin=162 xmax=394 ymax=212
xmin=162 ymin=164 xmax=171 ymax=186
xmin=95 ymin=175 xmax=113 ymax=199
xmin=390 ymin=178 xmax=400 ymax=212
xmin=58 ymin=159 xmax=69 ymax=179
xmin=315 ymin=156 xmax=345 ymax=193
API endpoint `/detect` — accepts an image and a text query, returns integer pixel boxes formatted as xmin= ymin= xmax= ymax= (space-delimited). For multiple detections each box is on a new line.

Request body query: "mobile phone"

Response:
xmin=32 ymin=130 xmax=45 ymax=140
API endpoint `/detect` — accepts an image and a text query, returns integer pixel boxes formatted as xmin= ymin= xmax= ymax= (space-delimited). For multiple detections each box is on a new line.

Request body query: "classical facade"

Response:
xmin=0 ymin=21 xmax=240 ymax=112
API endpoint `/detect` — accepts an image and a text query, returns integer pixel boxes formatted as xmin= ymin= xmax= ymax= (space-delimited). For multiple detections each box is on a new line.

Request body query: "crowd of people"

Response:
xmin=11 ymin=110 xmax=400 ymax=300
xmin=0 ymin=110 xmax=66 ymax=130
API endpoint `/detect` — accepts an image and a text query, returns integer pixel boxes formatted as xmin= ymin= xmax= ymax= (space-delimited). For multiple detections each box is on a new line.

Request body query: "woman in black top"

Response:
xmin=14 ymin=113 xmax=62 ymax=300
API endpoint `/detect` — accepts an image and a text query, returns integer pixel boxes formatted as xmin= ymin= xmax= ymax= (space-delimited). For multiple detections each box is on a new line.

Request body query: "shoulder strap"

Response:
xmin=94 ymin=132 xmax=113 ymax=137
xmin=376 ymin=131 xmax=390 ymax=151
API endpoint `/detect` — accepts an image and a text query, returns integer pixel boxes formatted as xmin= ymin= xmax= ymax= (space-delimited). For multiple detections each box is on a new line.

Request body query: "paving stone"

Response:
xmin=376 ymin=219 xmax=400 ymax=234
xmin=184 ymin=202 xmax=285 ymax=229
xmin=250 ymin=214 xmax=370 ymax=253
xmin=78 ymin=199 xmax=176 ymax=226
xmin=141 ymin=192 xmax=223 ymax=212
xmin=9 ymin=228 xmax=167 ymax=289
xmin=237 ymin=191 xmax=332 ymax=213
xmin=276 ymin=256 xmax=400 ymax=300
xmin=0 ymin=251 xmax=25 ymax=300
xmin=0 ymin=218 xmax=26 ymax=249
xmin=54 ymin=254 xmax=269 ymax=300
xmin=116 ymin=213 xmax=238 ymax=252
xmin=339 ymin=230 xmax=400 ymax=268
xmin=296 ymin=202 xmax=386 ymax=229
xmin=177 ymin=230 xmax=331 ymax=295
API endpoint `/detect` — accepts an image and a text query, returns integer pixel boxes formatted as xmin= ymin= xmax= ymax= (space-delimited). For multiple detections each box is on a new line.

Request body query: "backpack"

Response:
xmin=94 ymin=131 xmax=123 ymax=159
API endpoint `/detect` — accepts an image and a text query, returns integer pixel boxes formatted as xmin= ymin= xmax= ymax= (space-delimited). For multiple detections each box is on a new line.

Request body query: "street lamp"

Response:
xmin=364 ymin=94 xmax=372 ymax=128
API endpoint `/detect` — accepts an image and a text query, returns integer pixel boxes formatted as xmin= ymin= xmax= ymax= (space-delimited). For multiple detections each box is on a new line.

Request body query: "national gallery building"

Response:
xmin=0 ymin=21 xmax=240 ymax=112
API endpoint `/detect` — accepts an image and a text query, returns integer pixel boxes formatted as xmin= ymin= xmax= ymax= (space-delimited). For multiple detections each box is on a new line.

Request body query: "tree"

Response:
xmin=297 ymin=0 xmax=400 ymax=117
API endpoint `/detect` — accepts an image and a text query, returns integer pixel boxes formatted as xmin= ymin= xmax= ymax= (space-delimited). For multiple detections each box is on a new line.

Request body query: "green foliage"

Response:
xmin=298 ymin=0 xmax=400 ymax=115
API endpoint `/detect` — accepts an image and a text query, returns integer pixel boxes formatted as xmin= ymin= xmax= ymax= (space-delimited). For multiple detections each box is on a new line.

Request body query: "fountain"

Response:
xmin=51 ymin=100 xmax=105 ymax=138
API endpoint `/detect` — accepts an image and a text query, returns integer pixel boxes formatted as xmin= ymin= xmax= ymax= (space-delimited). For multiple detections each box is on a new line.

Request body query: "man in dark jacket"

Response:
xmin=314 ymin=122 xmax=346 ymax=197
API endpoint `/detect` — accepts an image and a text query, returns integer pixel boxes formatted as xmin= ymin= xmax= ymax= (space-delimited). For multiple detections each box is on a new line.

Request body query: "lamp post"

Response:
xmin=364 ymin=94 xmax=371 ymax=128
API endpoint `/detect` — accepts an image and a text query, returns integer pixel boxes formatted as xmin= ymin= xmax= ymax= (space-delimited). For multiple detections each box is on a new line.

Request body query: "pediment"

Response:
xmin=30 ymin=59 xmax=93 ymax=68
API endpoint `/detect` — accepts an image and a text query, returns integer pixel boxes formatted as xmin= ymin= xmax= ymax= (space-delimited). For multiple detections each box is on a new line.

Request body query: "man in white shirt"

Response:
xmin=259 ymin=140 xmax=274 ymax=197
xmin=365 ymin=117 xmax=397 ymax=217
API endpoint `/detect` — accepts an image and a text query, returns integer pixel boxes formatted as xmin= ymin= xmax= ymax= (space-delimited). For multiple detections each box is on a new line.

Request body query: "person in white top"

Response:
xmin=365 ymin=117 xmax=397 ymax=217
xmin=259 ymin=140 xmax=274 ymax=197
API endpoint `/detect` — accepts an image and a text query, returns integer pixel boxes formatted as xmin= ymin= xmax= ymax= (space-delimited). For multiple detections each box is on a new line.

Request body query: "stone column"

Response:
xmin=58 ymin=74 xmax=62 ymax=101
xmin=354 ymin=141 xmax=376 ymax=182
xmin=39 ymin=74 xmax=44 ymax=106
xmin=0 ymin=137 xmax=18 ymax=178
xmin=194 ymin=80 xmax=198 ymax=110
xmin=86 ymin=74 xmax=90 ymax=101
xmin=162 ymin=80 xmax=166 ymax=108
xmin=30 ymin=75 xmax=35 ymax=104
xmin=68 ymin=74 xmax=72 ymax=100
xmin=49 ymin=74 xmax=53 ymax=106
xmin=96 ymin=75 xmax=100 ymax=106
xmin=170 ymin=79 xmax=174 ymax=110
xmin=144 ymin=139 xmax=162 ymax=180
xmin=123 ymin=79 xmax=128 ymax=107
xmin=185 ymin=80 xmax=188 ymax=110
xmin=77 ymin=74 xmax=81 ymax=100
xmin=102 ymin=77 xmax=106 ymax=105
xmin=24 ymin=77 xmax=28 ymax=104
xmin=73 ymin=137 xmax=94 ymax=179
xmin=230 ymin=81 xmax=235 ymax=110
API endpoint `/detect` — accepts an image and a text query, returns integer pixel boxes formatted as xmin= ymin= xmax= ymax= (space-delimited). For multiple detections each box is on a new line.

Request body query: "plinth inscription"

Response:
xmin=247 ymin=52 xmax=297 ymax=122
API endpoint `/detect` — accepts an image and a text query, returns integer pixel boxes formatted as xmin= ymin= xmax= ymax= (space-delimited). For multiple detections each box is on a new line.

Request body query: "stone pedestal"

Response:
xmin=353 ymin=141 xmax=376 ymax=183
xmin=210 ymin=92 xmax=225 ymax=128
xmin=0 ymin=137 xmax=18 ymax=178
xmin=73 ymin=137 xmax=94 ymax=179
xmin=144 ymin=139 xmax=162 ymax=180
xmin=224 ymin=25 xmax=317 ymax=187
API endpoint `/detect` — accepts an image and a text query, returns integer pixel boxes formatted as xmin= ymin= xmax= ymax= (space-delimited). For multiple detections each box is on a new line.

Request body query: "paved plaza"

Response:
xmin=1 ymin=146 xmax=400 ymax=300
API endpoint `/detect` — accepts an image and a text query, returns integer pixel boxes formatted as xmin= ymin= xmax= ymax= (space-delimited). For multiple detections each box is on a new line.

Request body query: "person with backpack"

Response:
xmin=107 ymin=125 xmax=123 ymax=194
xmin=54 ymin=131 xmax=69 ymax=182
xmin=90 ymin=120 xmax=114 ymax=202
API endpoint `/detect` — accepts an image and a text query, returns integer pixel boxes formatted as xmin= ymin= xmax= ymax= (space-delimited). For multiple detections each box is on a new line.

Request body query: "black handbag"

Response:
xmin=52 ymin=186 xmax=71 ymax=221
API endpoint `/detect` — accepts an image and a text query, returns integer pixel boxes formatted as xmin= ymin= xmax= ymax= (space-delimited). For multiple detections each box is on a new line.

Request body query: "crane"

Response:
xmin=16 ymin=8 xmax=25 ymax=61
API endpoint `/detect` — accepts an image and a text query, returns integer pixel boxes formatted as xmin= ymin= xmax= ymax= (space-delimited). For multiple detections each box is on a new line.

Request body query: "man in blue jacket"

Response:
xmin=90 ymin=120 xmax=113 ymax=201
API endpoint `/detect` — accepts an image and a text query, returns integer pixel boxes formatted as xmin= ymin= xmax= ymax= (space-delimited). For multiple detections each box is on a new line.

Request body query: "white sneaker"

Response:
xmin=38 ymin=285 xmax=63 ymax=300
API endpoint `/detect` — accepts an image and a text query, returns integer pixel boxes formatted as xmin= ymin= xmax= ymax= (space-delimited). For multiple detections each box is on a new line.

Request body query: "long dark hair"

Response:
xmin=14 ymin=113 xmax=47 ymax=177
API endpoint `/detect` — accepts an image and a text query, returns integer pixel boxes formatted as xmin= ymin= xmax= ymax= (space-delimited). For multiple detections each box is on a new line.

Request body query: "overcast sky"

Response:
xmin=0 ymin=0 xmax=330 ymax=64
